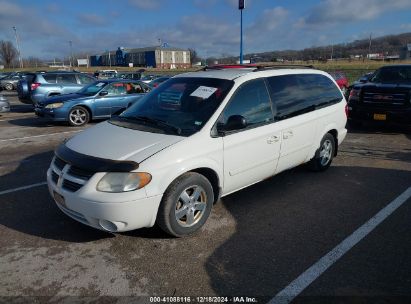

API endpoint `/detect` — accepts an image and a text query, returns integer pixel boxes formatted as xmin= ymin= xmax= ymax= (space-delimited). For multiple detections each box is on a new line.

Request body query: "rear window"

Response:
xmin=43 ymin=74 xmax=57 ymax=83
xmin=371 ymin=66 xmax=411 ymax=84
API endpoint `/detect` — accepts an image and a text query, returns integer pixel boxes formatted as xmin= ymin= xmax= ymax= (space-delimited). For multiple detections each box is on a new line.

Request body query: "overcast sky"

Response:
xmin=1 ymin=0 xmax=411 ymax=60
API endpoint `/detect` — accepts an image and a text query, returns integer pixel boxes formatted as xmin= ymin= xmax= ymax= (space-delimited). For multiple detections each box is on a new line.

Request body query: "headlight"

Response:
xmin=96 ymin=172 xmax=152 ymax=193
xmin=45 ymin=102 xmax=64 ymax=109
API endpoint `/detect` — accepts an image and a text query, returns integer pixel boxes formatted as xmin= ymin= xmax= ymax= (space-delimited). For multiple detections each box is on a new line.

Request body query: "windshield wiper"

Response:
xmin=121 ymin=115 xmax=182 ymax=135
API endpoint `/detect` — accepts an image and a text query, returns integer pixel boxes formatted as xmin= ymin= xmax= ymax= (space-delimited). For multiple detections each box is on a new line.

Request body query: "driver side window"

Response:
xmin=105 ymin=83 xmax=127 ymax=96
xmin=222 ymin=78 xmax=273 ymax=130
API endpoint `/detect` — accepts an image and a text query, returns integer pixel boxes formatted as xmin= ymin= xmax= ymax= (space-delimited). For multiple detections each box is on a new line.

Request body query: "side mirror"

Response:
xmin=99 ymin=91 xmax=108 ymax=96
xmin=219 ymin=115 xmax=247 ymax=132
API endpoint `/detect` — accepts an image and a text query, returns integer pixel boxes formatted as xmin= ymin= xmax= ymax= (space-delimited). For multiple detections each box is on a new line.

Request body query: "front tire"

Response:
xmin=309 ymin=133 xmax=335 ymax=171
xmin=4 ymin=83 xmax=13 ymax=91
xmin=157 ymin=172 xmax=214 ymax=237
xmin=68 ymin=106 xmax=90 ymax=126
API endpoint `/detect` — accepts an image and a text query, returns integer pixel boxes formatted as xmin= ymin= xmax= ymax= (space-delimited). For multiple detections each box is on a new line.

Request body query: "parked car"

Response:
xmin=348 ymin=64 xmax=411 ymax=127
xmin=344 ymin=71 xmax=374 ymax=100
xmin=93 ymin=70 xmax=118 ymax=79
xmin=329 ymin=71 xmax=349 ymax=95
xmin=0 ymin=73 xmax=28 ymax=91
xmin=35 ymin=80 xmax=151 ymax=126
xmin=17 ymin=72 xmax=96 ymax=104
xmin=0 ymin=72 xmax=14 ymax=80
xmin=0 ymin=95 xmax=10 ymax=113
xmin=117 ymin=72 xmax=142 ymax=80
xmin=140 ymin=74 xmax=161 ymax=83
xmin=47 ymin=65 xmax=347 ymax=237
xmin=149 ymin=76 xmax=171 ymax=88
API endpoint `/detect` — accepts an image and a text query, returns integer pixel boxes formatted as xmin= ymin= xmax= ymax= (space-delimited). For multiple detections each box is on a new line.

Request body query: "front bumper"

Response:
xmin=47 ymin=168 xmax=162 ymax=232
xmin=348 ymin=103 xmax=411 ymax=126
xmin=0 ymin=104 xmax=10 ymax=113
xmin=34 ymin=106 xmax=68 ymax=121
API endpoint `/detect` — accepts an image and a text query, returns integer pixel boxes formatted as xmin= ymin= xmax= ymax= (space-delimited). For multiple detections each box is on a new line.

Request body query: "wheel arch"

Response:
xmin=73 ymin=104 xmax=93 ymax=120
xmin=189 ymin=167 xmax=221 ymax=204
xmin=327 ymin=129 xmax=338 ymax=156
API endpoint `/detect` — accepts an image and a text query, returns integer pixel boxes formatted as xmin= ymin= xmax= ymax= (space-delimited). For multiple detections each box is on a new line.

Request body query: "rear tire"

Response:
xmin=156 ymin=172 xmax=214 ymax=237
xmin=309 ymin=133 xmax=335 ymax=172
xmin=68 ymin=106 xmax=90 ymax=127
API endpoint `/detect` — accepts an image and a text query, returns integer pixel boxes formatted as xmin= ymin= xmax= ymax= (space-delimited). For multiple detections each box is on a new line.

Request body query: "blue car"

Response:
xmin=35 ymin=80 xmax=151 ymax=126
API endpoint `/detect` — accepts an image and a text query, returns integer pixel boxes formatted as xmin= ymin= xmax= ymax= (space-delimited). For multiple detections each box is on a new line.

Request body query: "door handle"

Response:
xmin=267 ymin=135 xmax=280 ymax=144
xmin=283 ymin=131 xmax=294 ymax=139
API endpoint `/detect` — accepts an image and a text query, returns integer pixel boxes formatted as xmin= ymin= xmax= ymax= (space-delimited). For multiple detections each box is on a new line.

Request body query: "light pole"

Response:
xmin=239 ymin=0 xmax=245 ymax=64
xmin=69 ymin=40 xmax=73 ymax=67
xmin=12 ymin=26 xmax=23 ymax=69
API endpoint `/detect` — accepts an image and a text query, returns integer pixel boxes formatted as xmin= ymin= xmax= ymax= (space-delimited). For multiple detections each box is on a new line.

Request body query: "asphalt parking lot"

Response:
xmin=1 ymin=91 xmax=411 ymax=303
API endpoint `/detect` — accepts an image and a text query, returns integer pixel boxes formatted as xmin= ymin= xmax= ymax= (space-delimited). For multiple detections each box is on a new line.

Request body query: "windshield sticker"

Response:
xmin=190 ymin=86 xmax=218 ymax=99
xmin=95 ymin=82 xmax=105 ymax=87
xmin=194 ymin=121 xmax=202 ymax=126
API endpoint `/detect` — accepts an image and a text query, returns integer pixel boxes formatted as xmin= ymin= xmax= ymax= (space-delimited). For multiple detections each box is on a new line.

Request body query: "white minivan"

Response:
xmin=47 ymin=66 xmax=347 ymax=237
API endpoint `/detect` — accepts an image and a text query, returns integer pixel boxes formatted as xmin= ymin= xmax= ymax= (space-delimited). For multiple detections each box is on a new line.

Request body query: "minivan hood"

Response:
xmin=65 ymin=121 xmax=184 ymax=163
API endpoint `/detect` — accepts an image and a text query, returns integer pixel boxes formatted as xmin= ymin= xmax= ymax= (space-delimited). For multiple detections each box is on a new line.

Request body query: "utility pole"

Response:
xmin=69 ymin=40 xmax=73 ymax=67
xmin=368 ymin=33 xmax=372 ymax=60
xmin=12 ymin=26 xmax=23 ymax=69
xmin=239 ymin=0 xmax=245 ymax=64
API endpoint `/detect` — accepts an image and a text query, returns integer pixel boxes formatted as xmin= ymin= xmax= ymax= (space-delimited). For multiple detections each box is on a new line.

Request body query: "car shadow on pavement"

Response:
xmin=0 ymin=151 xmax=112 ymax=243
xmin=7 ymin=117 xmax=65 ymax=128
xmin=347 ymin=123 xmax=411 ymax=135
xmin=10 ymin=104 xmax=34 ymax=113
xmin=205 ymin=165 xmax=411 ymax=297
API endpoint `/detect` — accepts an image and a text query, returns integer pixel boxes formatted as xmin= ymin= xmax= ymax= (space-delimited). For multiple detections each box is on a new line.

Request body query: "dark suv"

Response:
xmin=348 ymin=65 xmax=411 ymax=126
xmin=17 ymin=72 xmax=95 ymax=104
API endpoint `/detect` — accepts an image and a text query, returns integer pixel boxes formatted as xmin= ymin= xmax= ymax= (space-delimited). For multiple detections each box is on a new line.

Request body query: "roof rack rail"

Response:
xmin=199 ymin=64 xmax=258 ymax=71
xmin=253 ymin=64 xmax=314 ymax=71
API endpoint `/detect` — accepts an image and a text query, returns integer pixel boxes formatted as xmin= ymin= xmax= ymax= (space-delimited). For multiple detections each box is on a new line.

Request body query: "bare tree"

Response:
xmin=188 ymin=48 xmax=199 ymax=64
xmin=0 ymin=40 xmax=17 ymax=68
xmin=24 ymin=56 xmax=44 ymax=68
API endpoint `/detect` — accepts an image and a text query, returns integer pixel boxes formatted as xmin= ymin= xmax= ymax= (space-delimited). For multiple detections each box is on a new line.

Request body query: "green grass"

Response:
xmin=3 ymin=59 xmax=410 ymax=85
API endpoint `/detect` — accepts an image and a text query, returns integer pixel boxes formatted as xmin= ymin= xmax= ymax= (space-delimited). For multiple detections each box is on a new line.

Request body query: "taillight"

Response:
xmin=31 ymin=82 xmax=41 ymax=91
xmin=345 ymin=103 xmax=349 ymax=118
xmin=348 ymin=89 xmax=359 ymax=101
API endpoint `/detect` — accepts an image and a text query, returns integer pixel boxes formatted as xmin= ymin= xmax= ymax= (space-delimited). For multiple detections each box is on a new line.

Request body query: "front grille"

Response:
xmin=362 ymin=92 xmax=408 ymax=105
xmin=51 ymin=171 xmax=59 ymax=184
xmin=68 ymin=166 xmax=95 ymax=179
xmin=54 ymin=157 xmax=67 ymax=171
xmin=51 ymin=155 xmax=96 ymax=193
xmin=62 ymin=179 xmax=83 ymax=192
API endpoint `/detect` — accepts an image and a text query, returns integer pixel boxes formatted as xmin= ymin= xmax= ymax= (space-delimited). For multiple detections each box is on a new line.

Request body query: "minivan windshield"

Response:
xmin=111 ymin=77 xmax=234 ymax=136
xmin=77 ymin=82 xmax=108 ymax=96
xmin=370 ymin=66 xmax=411 ymax=84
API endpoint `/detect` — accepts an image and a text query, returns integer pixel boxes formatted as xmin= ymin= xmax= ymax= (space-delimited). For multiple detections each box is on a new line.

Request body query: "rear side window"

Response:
xmin=222 ymin=78 xmax=273 ymax=127
xmin=43 ymin=74 xmax=57 ymax=83
xmin=56 ymin=74 xmax=77 ymax=84
xmin=267 ymin=74 xmax=342 ymax=120
xmin=77 ymin=74 xmax=94 ymax=84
